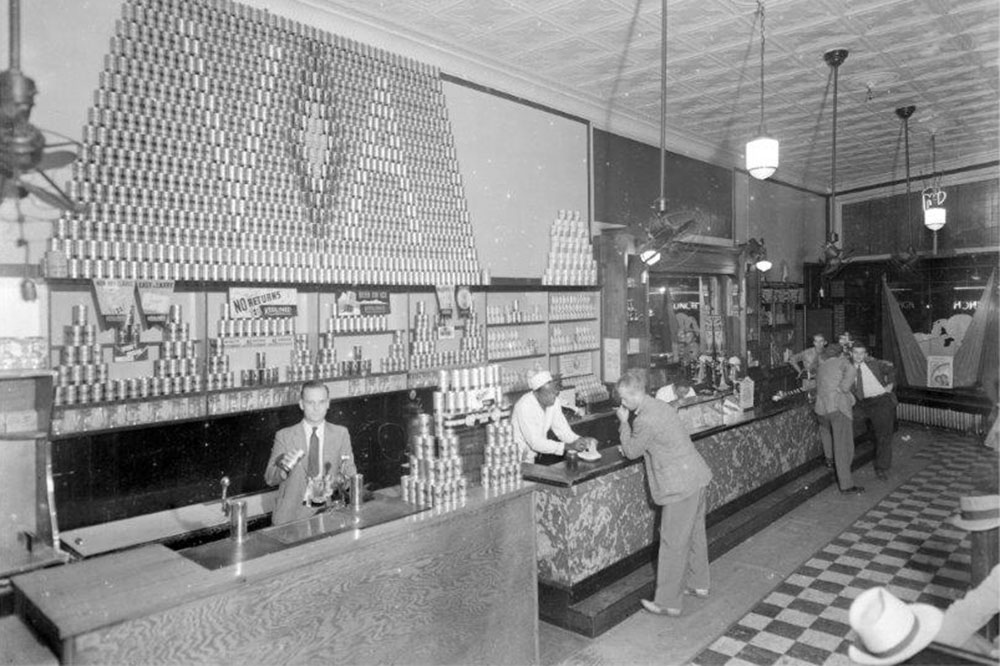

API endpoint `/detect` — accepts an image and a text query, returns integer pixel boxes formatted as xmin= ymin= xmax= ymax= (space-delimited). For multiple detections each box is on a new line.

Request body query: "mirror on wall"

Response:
xmin=646 ymin=273 xmax=740 ymax=390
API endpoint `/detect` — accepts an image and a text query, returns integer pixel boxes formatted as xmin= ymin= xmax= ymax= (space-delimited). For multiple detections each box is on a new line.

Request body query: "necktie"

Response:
xmin=308 ymin=427 xmax=320 ymax=477
xmin=856 ymin=366 xmax=864 ymax=399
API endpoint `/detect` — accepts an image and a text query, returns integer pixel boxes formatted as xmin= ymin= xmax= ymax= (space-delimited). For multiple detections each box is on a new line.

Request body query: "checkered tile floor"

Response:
xmin=692 ymin=429 xmax=998 ymax=666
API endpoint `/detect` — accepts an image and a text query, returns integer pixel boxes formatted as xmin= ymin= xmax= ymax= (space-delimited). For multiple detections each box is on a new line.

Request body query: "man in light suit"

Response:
xmin=815 ymin=346 xmax=864 ymax=494
xmin=265 ymin=381 xmax=356 ymax=526
xmin=850 ymin=342 xmax=898 ymax=480
xmin=616 ymin=368 xmax=713 ymax=617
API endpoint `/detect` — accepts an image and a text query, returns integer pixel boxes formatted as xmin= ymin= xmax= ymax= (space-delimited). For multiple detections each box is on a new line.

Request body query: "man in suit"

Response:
xmin=265 ymin=381 xmax=356 ymax=526
xmin=814 ymin=345 xmax=864 ymax=494
xmin=616 ymin=368 xmax=713 ymax=617
xmin=850 ymin=342 xmax=898 ymax=480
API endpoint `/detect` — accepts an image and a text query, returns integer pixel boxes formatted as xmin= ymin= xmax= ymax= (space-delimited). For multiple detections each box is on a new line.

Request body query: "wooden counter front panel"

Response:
xmin=71 ymin=493 xmax=538 ymax=665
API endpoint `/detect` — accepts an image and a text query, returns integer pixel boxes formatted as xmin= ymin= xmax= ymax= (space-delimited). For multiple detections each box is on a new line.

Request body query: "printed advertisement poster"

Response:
xmin=336 ymin=289 xmax=390 ymax=316
xmin=228 ymin=287 xmax=298 ymax=318
xmin=927 ymin=355 xmax=954 ymax=389
xmin=92 ymin=279 xmax=137 ymax=325
xmin=136 ymin=280 xmax=175 ymax=324
xmin=435 ymin=284 xmax=456 ymax=319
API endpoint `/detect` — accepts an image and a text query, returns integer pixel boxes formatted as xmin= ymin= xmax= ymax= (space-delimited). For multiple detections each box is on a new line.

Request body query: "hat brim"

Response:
xmin=848 ymin=604 xmax=943 ymax=666
xmin=948 ymin=514 xmax=1000 ymax=531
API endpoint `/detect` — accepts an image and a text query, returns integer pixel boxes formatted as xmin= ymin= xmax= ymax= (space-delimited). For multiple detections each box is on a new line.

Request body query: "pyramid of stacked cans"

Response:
xmin=153 ymin=305 xmax=202 ymax=396
xmin=321 ymin=310 xmax=407 ymax=375
xmin=410 ymin=301 xmax=484 ymax=370
xmin=542 ymin=210 xmax=598 ymax=286
xmin=481 ymin=419 xmax=522 ymax=492
xmin=287 ymin=334 xmax=314 ymax=383
xmin=400 ymin=413 xmax=468 ymax=509
xmin=49 ymin=0 xmax=484 ymax=288
xmin=53 ymin=305 xmax=107 ymax=406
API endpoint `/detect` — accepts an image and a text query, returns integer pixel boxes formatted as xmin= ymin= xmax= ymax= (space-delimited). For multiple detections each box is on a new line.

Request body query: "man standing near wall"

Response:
xmin=814 ymin=346 xmax=864 ymax=494
xmin=850 ymin=342 xmax=898 ymax=480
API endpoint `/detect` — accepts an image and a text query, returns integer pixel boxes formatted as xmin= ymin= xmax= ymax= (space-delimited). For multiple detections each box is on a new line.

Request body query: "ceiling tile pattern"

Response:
xmin=323 ymin=0 xmax=998 ymax=191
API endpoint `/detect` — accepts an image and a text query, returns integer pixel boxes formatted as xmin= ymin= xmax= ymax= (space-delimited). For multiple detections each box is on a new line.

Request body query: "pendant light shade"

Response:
xmin=639 ymin=248 xmax=662 ymax=266
xmin=745 ymin=0 xmax=778 ymax=180
xmin=746 ymin=135 xmax=779 ymax=180
xmin=923 ymin=206 xmax=946 ymax=231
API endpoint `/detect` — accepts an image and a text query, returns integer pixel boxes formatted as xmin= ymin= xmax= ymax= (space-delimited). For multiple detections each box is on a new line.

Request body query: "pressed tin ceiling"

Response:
xmin=310 ymin=0 xmax=999 ymax=193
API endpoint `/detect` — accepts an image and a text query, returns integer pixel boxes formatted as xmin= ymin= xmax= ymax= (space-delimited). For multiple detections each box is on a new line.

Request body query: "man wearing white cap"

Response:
xmin=512 ymin=370 xmax=594 ymax=463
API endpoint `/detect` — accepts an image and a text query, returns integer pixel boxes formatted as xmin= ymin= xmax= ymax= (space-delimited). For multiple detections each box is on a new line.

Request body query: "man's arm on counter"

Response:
xmin=551 ymin=401 xmax=581 ymax=445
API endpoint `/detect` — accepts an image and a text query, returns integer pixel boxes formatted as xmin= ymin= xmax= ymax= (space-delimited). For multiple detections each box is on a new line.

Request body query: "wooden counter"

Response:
xmin=13 ymin=486 xmax=539 ymax=665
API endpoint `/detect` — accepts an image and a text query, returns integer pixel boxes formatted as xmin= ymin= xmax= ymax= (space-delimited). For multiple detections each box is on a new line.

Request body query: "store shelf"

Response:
xmin=548 ymin=317 xmax=599 ymax=324
xmin=0 ymin=430 xmax=49 ymax=441
xmin=549 ymin=346 xmax=600 ymax=355
xmin=487 ymin=352 xmax=546 ymax=362
xmin=485 ymin=320 xmax=546 ymax=327
xmin=0 ymin=369 xmax=56 ymax=380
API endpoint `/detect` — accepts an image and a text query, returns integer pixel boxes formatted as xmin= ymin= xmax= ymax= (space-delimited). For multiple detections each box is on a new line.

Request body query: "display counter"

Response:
xmin=525 ymin=395 xmax=821 ymax=631
xmin=13 ymin=486 xmax=538 ymax=665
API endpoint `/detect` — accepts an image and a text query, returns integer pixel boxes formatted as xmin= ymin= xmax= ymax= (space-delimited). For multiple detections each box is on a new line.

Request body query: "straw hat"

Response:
xmin=528 ymin=370 xmax=557 ymax=391
xmin=948 ymin=494 xmax=1000 ymax=531
xmin=848 ymin=587 xmax=943 ymax=665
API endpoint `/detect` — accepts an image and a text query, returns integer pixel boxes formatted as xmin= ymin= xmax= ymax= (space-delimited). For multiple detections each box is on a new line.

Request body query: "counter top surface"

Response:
xmin=13 ymin=484 xmax=534 ymax=640
xmin=523 ymin=398 xmax=808 ymax=488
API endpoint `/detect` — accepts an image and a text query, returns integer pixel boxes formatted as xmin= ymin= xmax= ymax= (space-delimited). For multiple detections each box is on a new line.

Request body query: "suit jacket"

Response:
xmin=619 ymin=395 xmax=712 ymax=505
xmin=265 ymin=421 xmax=356 ymax=526
xmin=814 ymin=355 xmax=857 ymax=418
xmin=853 ymin=357 xmax=898 ymax=405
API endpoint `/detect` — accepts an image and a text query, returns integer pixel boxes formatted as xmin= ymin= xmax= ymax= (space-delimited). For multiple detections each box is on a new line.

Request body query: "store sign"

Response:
xmin=336 ymin=289 xmax=390 ymax=316
xmin=92 ymin=279 xmax=137 ymax=325
xmin=228 ymin=287 xmax=298 ymax=318
xmin=136 ymin=280 xmax=175 ymax=324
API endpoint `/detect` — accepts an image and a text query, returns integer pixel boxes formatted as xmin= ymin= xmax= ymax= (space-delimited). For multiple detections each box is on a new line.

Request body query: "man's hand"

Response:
xmin=276 ymin=450 xmax=304 ymax=478
xmin=885 ymin=383 xmax=894 ymax=393
xmin=616 ymin=406 xmax=630 ymax=423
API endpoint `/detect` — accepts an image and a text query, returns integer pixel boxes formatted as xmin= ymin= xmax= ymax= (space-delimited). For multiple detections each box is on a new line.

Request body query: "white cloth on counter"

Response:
xmin=511 ymin=392 xmax=578 ymax=462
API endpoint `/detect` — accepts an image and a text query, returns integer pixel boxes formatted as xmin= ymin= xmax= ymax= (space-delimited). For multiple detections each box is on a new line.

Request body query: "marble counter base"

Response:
xmin=536 ymin=404 xmax=821 ymax=586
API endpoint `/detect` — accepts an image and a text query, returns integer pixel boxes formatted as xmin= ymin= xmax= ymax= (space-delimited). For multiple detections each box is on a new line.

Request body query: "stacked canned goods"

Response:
xmin=54 ymin=305 xmax=107 ymax=406
xmin=315 ymin=333 xmax=341 ymax=379
xmin=563 ymin=375 xmax=610 ymax=405
xmin=409 ymin=301 xmax=485 ymax=370
xmin=400 ymin=413 xmax=468 ymax=509
xmin=151 ymin=304 xmax=202 ymax=396
xmin=542 ymin=210 xmax=599 ymax=286
xmin=549 ymin=324 xmax=599 ymax=353
xmin=205 ymin=339 xmax=234 ymax=390
xmin=487 ymin=328 xmax=539 ymax=360
xmin=486 ymin=299 xmax=544 ymax=325
xmin=326 ymin=312 xmax=388 ymax=333
xmin=380 ymin=330 xmax=408 ymax=373
xmin=482 ymin=420 xmax=522 ymax=492
xmin=217 ymin=303 xmax=296 ymax=338
xmin=52 ymin=0 xmax=487 ymax=288
xmin=549 ymin=292 xmax=598 ymax=321
xmin=431 ymin=364 xmax=503 ymax=418
xmin=240 ymin=351 xmax=279 ymax=386
xmin=287 ymin=334 xmax=314 ymax=383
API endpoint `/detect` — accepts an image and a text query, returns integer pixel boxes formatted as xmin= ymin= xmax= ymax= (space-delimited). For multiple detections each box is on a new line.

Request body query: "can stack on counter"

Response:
xmin=431 ymin=364 xmax=503 ymax=421
xmin=541 ymin=210 xmax=599 ymax=286
xmin=400 ymin=413 xmax=468 ymax=510
xmin=481 ymin=420 xmax=522 ymax=492
xmin=287 ymin=334 xmax=315 ymax=383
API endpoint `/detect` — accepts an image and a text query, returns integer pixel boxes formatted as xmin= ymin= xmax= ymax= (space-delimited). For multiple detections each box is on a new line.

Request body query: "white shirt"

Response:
xmin=511 ymin=392 xmax=579 ymax=462
xmin=858 ymin=363 xmax=888 ymax=398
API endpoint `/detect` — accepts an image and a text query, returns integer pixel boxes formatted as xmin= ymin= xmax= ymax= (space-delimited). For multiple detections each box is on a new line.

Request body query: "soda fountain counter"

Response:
xmin=11 ymin=484 xmax=538 ymax=665
xmin=523 ymin=391 xmax=821 ymax=636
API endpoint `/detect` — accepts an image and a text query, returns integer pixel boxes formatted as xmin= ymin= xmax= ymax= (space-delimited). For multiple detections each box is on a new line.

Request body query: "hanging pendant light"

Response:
xmin=922 ymin=133 xmax=947 ymax=233
xmin=746 ymin=0 xmax=778 ymax=180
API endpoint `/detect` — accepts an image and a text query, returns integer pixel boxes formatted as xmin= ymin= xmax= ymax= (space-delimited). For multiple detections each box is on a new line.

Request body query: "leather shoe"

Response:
xmin=640 ymin=599 xmax=681 ymax=616
xmin=875 ymin=469 xmax=888 ymax=480
xmin=840 ymin=486 xmax=865 ymax=495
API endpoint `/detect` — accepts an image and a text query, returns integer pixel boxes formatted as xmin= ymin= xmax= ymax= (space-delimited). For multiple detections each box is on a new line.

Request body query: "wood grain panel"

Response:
xmin=70 ymin=492 xmax=538 ymax=665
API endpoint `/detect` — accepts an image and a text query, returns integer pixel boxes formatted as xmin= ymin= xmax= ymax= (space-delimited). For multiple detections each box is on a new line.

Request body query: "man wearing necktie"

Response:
xmin=265 ymin=381 xmax=357 ymax=526
xmin=850 ymin=342 xmax=898 ymax=481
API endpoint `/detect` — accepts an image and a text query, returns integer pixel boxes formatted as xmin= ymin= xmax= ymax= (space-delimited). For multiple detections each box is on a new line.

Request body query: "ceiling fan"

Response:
xmin=0 ymin=0 xmax=79 ymax=213
xmin=635 ymin=0 xmax=698 ymax=266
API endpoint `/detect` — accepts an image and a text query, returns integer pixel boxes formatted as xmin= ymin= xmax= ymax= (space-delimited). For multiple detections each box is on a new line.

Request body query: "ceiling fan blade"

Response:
xmin=18 ymin=179 xmax=75 ymax=211
xmin=36 ymin=150 xmax=77 ymax=170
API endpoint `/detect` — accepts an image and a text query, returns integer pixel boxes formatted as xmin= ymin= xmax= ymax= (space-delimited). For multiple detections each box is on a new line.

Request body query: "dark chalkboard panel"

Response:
xmin=841 ymin=178 xmax=999 ymax=256
xmin=593 ymin=129 xmax=734 ymax=239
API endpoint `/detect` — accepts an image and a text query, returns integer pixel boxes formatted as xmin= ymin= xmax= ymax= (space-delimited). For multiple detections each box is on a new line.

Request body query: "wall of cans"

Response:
xmin=549 ymin=292 xmax=599 ymax=321
xmin=409 ymin=300 xmax=484 ymax=370
xmin=549 ymin=323 xmax=599 ymax=354
xmin=542 ymin=210 xmax=599 ymax=286
xmin=48 ymin=0 xmax=485 ymax=288
xmin=481 ymin=420 xmax=522 ymax=493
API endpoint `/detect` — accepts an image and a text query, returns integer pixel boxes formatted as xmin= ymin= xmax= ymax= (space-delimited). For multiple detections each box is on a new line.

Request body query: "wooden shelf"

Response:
xmin=549 ymin=317 xmax=599 ymax=324
xmin=0 ymin=430 xmax=49 ymax=441
xmin=0 ymin=369 xmax=55 ymax=380
xmin=487 ymin=352 xmax=546 ymax=362
xmin=485 ymin=320 xmax=546 ymax=327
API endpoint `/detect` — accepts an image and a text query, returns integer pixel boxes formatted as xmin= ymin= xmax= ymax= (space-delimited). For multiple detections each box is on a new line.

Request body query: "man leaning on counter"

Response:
xmin=511 ymin=370 xmax=596 ymax=463
xmin=265 ymin=380 xmax=357 ymax=525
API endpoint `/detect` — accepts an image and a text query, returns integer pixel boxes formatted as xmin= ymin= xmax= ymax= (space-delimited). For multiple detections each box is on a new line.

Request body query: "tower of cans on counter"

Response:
xmin=400 ymin=413 xmax=468 ymax=509
xmin=481 ymin=419 xmax=522 ymax=493
xmin=431 ymin=364 xmax=504 ymax=420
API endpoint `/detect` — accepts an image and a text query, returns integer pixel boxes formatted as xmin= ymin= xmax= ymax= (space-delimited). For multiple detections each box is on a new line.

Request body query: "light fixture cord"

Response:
xmin=9 ymin=0 xmax=20 ymax=71
xmin=931 ymin=133 xmax=938 ymax=187
xmin=659 ymin=0 xmax=667 ymax=203
xmin=830 ymin=62 xmax=839 ymax=231
xmin=903 ymin=114 xmax=911 ymax=240
xmin=757 ymin=0 xmax=766 ymax=133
